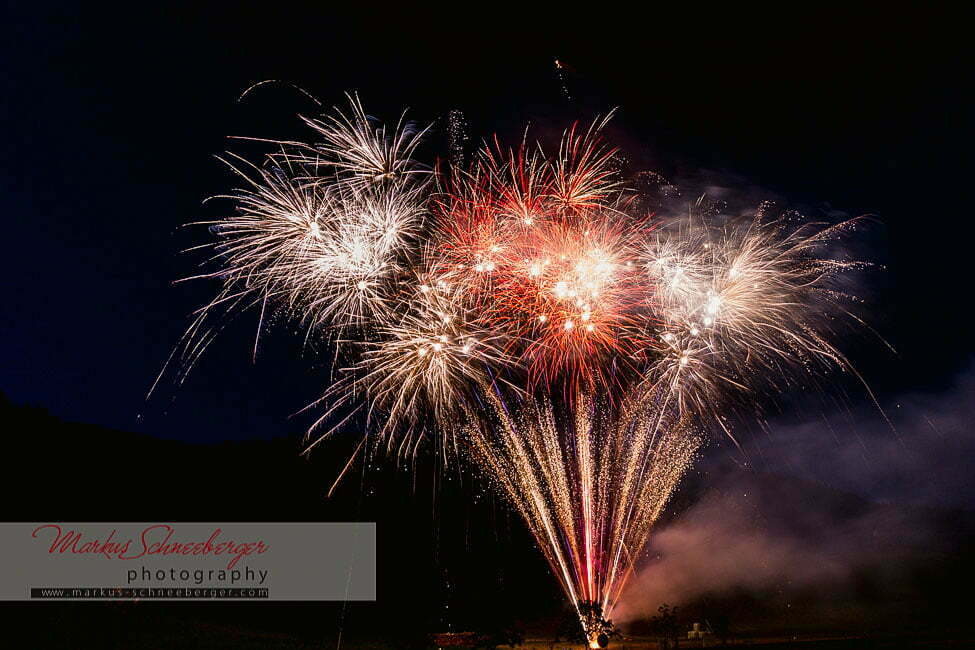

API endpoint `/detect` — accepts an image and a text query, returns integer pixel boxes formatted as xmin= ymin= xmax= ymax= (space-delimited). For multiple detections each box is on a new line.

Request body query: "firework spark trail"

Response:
xmin=640 ymin=203 xmax=872 ymax=435
xmin=152 ymin=94 xmax=428 ymax=395
xmin=466 ymin=389 xmax=700 ymax=646
xmin=430 ymin=123 xmax=650 ymax=394
xmin=315 ymin=269 xmax=515 ymax=460
xmin=161 ymin=95 xmax=877 ymax=646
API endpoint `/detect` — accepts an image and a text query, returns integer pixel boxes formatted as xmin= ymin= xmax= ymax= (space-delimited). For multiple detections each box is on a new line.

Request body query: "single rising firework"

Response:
xmin=161 ymin=94 xmax=876 ymax=647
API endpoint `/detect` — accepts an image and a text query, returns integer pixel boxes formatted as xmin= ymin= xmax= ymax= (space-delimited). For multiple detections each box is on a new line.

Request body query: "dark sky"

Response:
xmin=2 ymin=4 xmax=971 ymax=443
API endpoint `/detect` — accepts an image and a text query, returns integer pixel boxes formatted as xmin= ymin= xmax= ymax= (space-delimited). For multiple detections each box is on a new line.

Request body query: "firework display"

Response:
xmin=165 ymin=94 xmax=869 ymax=647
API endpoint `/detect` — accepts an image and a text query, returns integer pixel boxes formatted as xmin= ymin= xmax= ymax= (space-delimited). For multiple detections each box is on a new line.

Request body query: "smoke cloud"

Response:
xmin=615 ymin=361 xmax=975 ymax=627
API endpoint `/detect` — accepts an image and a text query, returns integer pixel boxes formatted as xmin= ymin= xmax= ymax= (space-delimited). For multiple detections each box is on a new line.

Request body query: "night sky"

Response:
xmin=4 ymin=7 xmax=975 ymax=647
xmin=3 ymin=4 xmax=971 ymax=448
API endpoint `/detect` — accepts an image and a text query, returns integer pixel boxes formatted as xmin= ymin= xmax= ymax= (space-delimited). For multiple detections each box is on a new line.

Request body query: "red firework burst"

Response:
xmin=432 ymin=122 xmax=651 ymax=394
